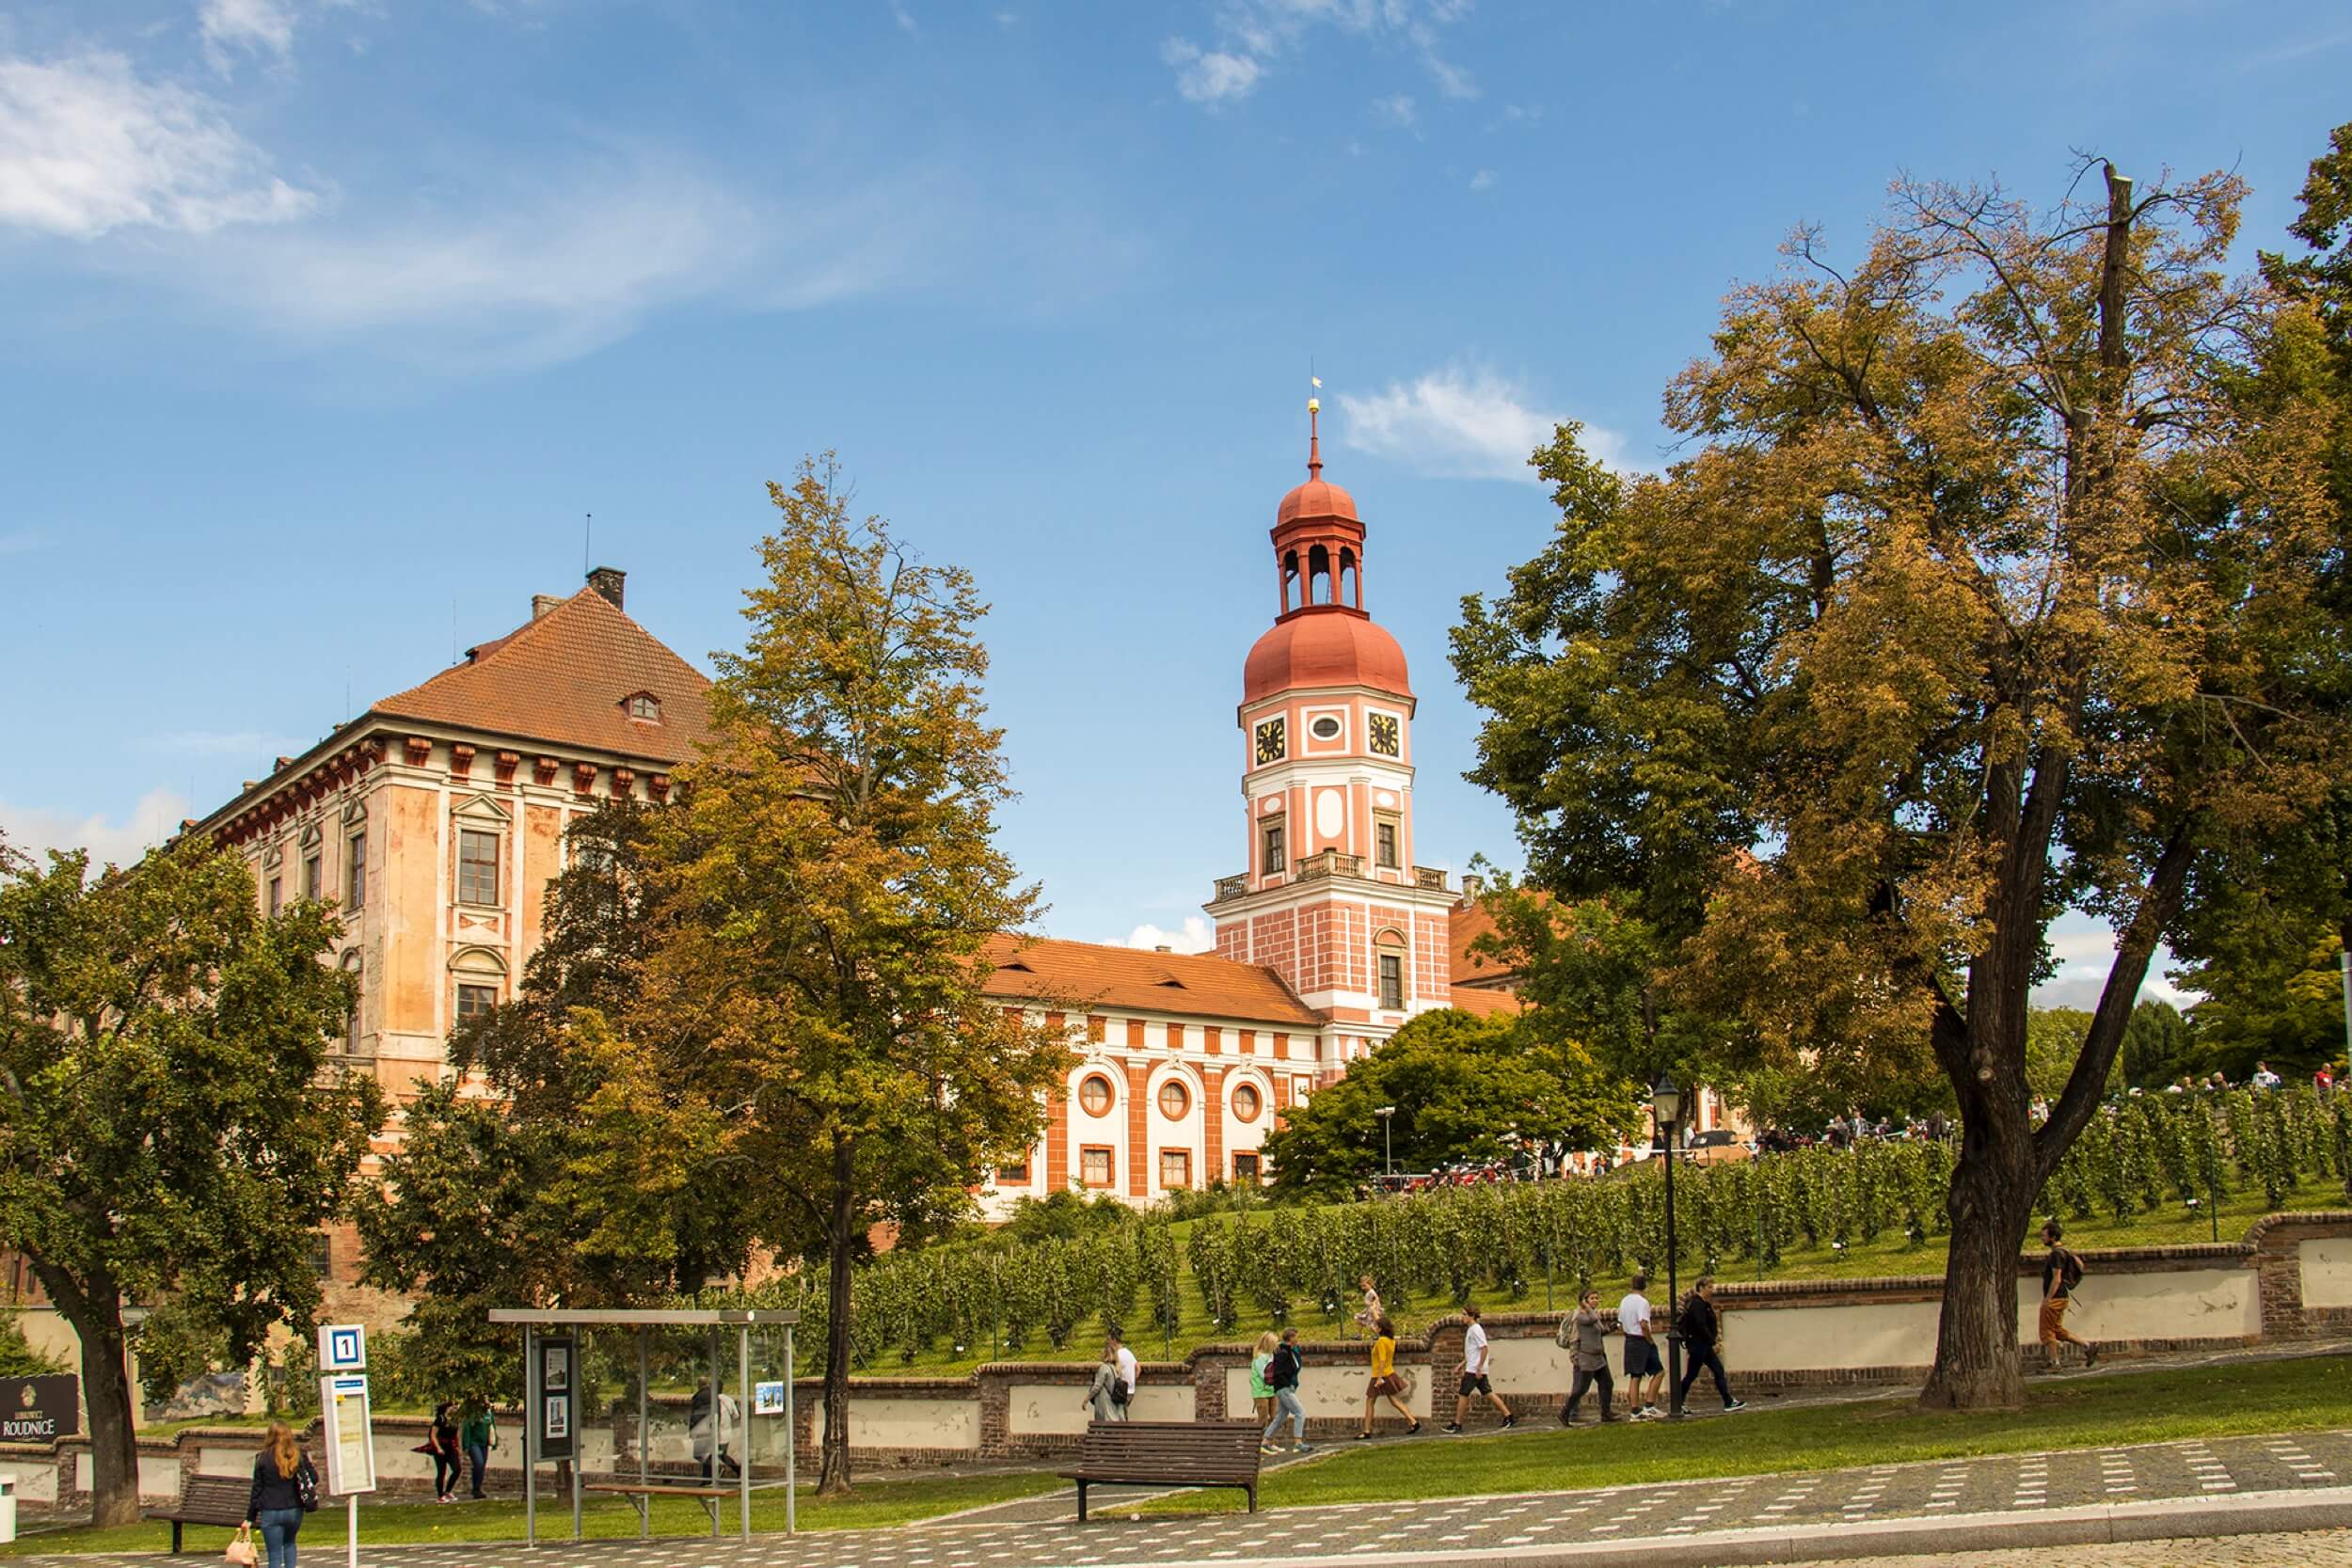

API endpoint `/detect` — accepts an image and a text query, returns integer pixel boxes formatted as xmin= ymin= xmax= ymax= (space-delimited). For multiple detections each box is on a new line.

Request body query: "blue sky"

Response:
xmin=3 ymin=2 xmax=2345 ymax=1006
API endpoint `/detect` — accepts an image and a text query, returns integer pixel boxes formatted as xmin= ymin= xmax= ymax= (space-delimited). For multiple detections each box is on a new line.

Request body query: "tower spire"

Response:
xmin=1307 ymin=393 xmax=1322 ymax=480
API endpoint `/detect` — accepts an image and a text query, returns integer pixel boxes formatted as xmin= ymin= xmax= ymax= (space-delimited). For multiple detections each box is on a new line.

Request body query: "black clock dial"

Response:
xmin=1368 ymin=713 xmax=1400 ymax=756
xmin=1254 ymin=718 xmax=1286 ymax=765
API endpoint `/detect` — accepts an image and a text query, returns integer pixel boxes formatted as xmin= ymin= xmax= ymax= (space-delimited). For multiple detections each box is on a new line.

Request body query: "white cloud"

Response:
xmin=1468 ymin=167 xmax=1494 ymax=190
xmin=1371 ymin=92 xmax=1416 ymax=128
xmin=1161 ymin=38 xmax=1263 ymax=103
xmin=0 ymin=788 xmax=193 ymax=871
xmin=2032 ymin=925 xmax=2199 ymax=1011
xmin=142 ymin=728 xmax=310 ymax=758
xmin=200 ymin=0 xmax=300 ymax=69
xmin=888 ymin=0 xmax=920 ymax=38
xmin=1119 ymin=917 xmax=1216 ymax=955
xmin=1337 ymin=364 xmax=1630 ymax=483
xmin=0 ymin=51 xmax=317 ymax=238
xmin=1162 ymin=1 xmax=1470 ymax=110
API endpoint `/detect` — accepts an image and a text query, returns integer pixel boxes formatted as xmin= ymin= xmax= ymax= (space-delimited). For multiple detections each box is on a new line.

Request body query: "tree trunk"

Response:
xmin=1919 ymin=1122 xmax=2034 ymax=1411
xmin=817 ymin=1139 xmax=855 ymax=1497
xmin=72 ymin=1306 xmax=140 ymax=1528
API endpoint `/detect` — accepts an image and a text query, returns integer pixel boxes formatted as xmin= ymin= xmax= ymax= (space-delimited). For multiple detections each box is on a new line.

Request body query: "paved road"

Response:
xmin=1788 ymin=1528 xmax=2352 ymax=1565
xmin=17 ymin=1429 xmax=2351 ymax=1568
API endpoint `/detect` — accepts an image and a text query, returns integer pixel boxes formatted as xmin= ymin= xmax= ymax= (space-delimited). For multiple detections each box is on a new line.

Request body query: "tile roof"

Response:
xmin=1446 ymin=984 xmax=1523 ymax=1019
xmin=371 ymin=588 xmax=713 ymax=765
xmin=1449 ymin=896 xmax=1532 ymax=988
xmin=980 ymin=934 xmax=1325 ymax=1027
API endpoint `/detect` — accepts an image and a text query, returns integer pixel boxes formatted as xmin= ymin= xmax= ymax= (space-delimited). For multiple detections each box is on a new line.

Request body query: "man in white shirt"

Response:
xmin=1620 ymin=1274 xmax=1665 ymax=1418
xmin=1087 ymin=1332 xmax=1140 ymax=1422
xmin=1442 ymin=1304 xmax=1516 ymax=1433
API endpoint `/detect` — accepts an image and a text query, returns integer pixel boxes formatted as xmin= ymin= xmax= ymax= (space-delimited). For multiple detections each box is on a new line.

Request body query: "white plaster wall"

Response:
xmin=1293 ymin=1359 xmax=1429 ymax=1420
xmin=1488 ymin=1336 xmax=1577 ymax=1391
xmin=812 ymin=1397 xmax=977 ymax=1453
xmin=2025 ymin=1267 xmax=2257 ymax=1342
xmin=16 ymin=1311 xmax=83 ymax=1380
xmin=1145 ymin=1062 xmax=1204 ymax=1196
xmin=1 ymin=1463 xmax=57 ymax=1504
xmin=75 ymin=1453 xmax=183 ymax=1499
xmin=1007 ymin=1381 xmax=1196 ymax=1435
xmin=2301 ymin=1237 xmax=2352 ymax=1309
xmin=1723 ymin=1297 xmax=1941 ymax=1372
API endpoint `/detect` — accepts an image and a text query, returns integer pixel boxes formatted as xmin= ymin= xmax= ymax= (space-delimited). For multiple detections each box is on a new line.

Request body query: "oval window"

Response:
xmin=1232 ymin=1084 xmax=1262 ymax=1122
xmin=1078 ymin=1074 xmax=1114 ymax=1117
xmin=1158 ymin=1080 xmax=1190 ymax=1119
xmin=1310 ymin=716 xmax=1343 ymax=740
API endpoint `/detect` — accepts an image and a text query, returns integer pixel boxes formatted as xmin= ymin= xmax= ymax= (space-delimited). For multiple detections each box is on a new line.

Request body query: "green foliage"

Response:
xmin=0 ymin=834 xmax=384 ymax=1523
xmin=1259 ymin=1007 xmax=1639 ymax=1198
xmin=0 ymin=1313 xmax=67 ymax=1378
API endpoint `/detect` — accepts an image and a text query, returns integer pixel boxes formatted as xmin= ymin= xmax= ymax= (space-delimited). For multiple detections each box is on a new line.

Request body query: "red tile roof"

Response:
xmin=1449 ymin=896 xmax=1530 ymax=988
xmin=371 ymin=588 xmax=713 ymax=764
xmin=980 ymin=934 xmax=1324 ymax=1027
xmin=1447 ymin=985 xmax=1523 ymax=1019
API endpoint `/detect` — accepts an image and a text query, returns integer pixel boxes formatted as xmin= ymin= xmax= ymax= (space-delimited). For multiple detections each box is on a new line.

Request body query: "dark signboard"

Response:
xmin=536 ymin=1337 xmax=575 ymax=1461
xmin=0 ymin=1376 xmax=80 ymax=1442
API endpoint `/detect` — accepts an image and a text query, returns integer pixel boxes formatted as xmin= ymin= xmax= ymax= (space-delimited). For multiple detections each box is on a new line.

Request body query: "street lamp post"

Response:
xmin=1375 ymin=1105 xmax=1397 ymax=1188
xmin=1651 ymin=1075 xmax=1684 ymax=1419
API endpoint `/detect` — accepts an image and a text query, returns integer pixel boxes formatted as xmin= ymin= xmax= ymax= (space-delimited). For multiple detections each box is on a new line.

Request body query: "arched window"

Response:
xmin=1374 ymin=929 xmax=1407 ymax=1010
xmin=1281 ymin=549 xmax=1301 ymax=613
xmin=341 ymin=950 xmax=364 ymax=1053
xmin=1307 ymin=543 xmax=1331 ymax=606
xmin=1338 ymin=547 xmax=1358 ymax=608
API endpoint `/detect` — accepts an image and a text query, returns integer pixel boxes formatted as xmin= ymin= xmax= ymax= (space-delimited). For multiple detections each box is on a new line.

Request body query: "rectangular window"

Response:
xmin=345 ymin=832 xmax=366 ymax=910
xmin=310 ymin=1233 xmax=333 ymax=1280
xmin=1261 ymin=819 xmax=1285 ymax=877
xmin=457 ymin=830 xmax=501 ymax=905
xmin=304 ymin=854 xmax=322 ymax=901
xmin=268 ymin=876 xmax=283 ymax=916
xmin=1079 ymin=1147 xmax=1114 ymax=1189
xmin=1232 ymin=1151 xmax=1261 ymax=1184
xmin=1378 ymin=953 xmax=1404 ymax=1010
xmin=1375 ymin=819 xmax=1399 ymax=869
xmin=1160 ymin=1148 xmax=1191 ymax=1189
xmin=996 ymin=1159 xmax=1030 ymax=1184
xmin=455 ymin=983 xmax=497 ymax=1025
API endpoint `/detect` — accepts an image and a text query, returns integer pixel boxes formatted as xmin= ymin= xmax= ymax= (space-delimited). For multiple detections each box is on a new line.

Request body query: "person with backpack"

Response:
xmin=690 ymin=1380 xmax=742 ymax=1478
xmin=244 ymin=1421 xmax=319 ymax=1568
xmin=1556 ymin=1287 xmax=1617 ymax=1425
xmin=1671 ymin=1277 xmax=1746 ymax=1414
xmin=1086 ymin=1332 xmax=1136 ymax=1421
xmin=1262 ymin=1326 xmax=1311 ymax=1454
xmin=2040 ymin=1221 xmax=2098 ymax=1369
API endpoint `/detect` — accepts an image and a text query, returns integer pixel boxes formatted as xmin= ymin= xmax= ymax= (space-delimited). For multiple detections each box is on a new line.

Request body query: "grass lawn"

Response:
xmin=1130 ymin=1352 xmax=2352 ymax=1515
xmin=880 ymin=1176 xmax=2350 ymax=1375
xmin=4 ymin=1470 xmax=1063 ymax=1556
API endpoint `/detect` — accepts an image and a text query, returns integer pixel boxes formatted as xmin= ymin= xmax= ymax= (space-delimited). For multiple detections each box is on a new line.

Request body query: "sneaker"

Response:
xmin=1724 ymin=1399 xmax=1748 ymax=1412
xmin=1501 ymin=1415 xmax=1517 ymax=1430
xmin=1559 ymin=1409 xmax=1575 ymax=1427
xmin=1262 ymin=1445 xmax=1281 ymax=1455
xmin=1598 ymin=1413 xmax=1619 ymax=1423
xmin=1294 ymin=1443 xmax=1314 ymax=1454
xmin=1441 ymin=1423 xmax=1462 ymax=1434
xmin=2085 ymin=1345 xmax=2100 ymax=1369
xmin=1356 ymin=1431 xmax=1373 ymax=1440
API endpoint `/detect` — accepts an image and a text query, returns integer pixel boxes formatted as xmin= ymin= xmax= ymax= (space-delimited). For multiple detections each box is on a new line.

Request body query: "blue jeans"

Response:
xmin=256 ymin=1506 xmax=303 ymax=1568
xmin=466 ymin=1442 xmax=488 ymax=1497
xmin=1263 ymin=1388 xmax=1306 ymax=1447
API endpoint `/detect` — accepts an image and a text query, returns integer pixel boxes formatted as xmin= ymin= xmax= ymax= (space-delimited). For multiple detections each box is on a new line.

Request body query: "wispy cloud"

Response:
xmin=200 ymin=0 xmax=300 ymax=71
xmin=1468 ymin=167 xmax=1494 ymax=191
xmin=0 ymin=50 xmax=317 ymax=238
xmin=142 ymin=728 xmax=310 ymax=758
xmin=0 ymin=787 xmax=193 ymax=870
xmin=1338 ymin=363 xmax=1629 ymax=483
xmin=1161 ymin=1 xmax=1471 ymax=109
xmin=2237 ymin=26 xmax=2352 ymax=70
xmin=1118 ymin=917 xmax=1216 ymax=955
xmin=1371 ymin=92 xmax=1416 ymax=128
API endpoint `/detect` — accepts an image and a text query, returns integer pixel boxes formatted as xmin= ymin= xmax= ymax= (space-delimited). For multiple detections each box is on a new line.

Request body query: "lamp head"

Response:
xmin=1650 ymin=1074 xmax=1682 ymax=1127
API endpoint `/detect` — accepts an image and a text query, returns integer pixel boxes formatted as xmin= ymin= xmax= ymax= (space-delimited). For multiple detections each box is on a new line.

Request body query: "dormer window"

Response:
xmin=624 ymin=691 xmax=661 ymax=722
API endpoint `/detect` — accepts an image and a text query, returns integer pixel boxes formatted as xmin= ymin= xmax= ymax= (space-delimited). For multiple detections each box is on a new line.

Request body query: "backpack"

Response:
xmin=2059 ymin=1249 xmax=2085 ymax=1290
xmin=294 ymin=1461 xmax=320 ymax=1513
xmin=1554 ymin=1314 xmax=1576 ymax=1350
xmin=1110 ymin=1378 xmax=1130 ymax=1407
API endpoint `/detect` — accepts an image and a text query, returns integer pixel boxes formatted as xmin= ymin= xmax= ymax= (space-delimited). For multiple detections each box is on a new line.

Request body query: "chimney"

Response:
xmin=1459 ymin=873 xmax=1485 ymax=906
xmin=1154 ymin=944 xmax=1173 ymax=954
xmin=586 ymin=565 xmax=626 ymax=610
xmin=532 ymin=594 xmax=563 ymax=620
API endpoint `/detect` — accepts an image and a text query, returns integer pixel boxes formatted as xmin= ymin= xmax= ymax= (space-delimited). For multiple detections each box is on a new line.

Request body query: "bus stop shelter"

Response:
xmin=486 ymin=1308 xmax=801 ymax=1545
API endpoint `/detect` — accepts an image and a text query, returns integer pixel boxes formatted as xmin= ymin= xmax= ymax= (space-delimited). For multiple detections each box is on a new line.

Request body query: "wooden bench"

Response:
xmin=144 ymin=1474 xmax=250 ymax=1554
xmin=582 ymin=1480 xmax=753 ymax=1535
xmin=1057 ymin=1421 xmax=1263 ymax=1521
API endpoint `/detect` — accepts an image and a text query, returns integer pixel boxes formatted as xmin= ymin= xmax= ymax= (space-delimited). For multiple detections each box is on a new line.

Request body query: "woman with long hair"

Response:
xmin=245 ymin=1422 xmax=315 ymax=1568
xmin=427 ymin=1402 xmax=462 ymax=1502
xmin=1358 ymin=1317 xmax=1418 ymax=1438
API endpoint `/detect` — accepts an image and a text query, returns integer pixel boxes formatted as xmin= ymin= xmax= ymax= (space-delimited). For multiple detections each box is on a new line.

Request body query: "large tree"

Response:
xmin=631 ymin=457 xmax=1066 ymax=1494
xmin=1453 ymin=161 xmax=2344 ymax=1408
xmin=0 ymin=836 xmax=382 ymax=1525
xmin=1260 ymin=1006 xmax=1635 ymax=1197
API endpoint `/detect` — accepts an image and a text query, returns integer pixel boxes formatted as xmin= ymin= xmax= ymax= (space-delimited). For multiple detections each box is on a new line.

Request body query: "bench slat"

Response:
xmin=1061 ymin=1422 xmax=1262 ymax=1522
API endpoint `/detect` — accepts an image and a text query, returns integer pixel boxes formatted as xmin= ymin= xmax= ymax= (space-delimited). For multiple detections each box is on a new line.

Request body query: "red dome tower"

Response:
xmin=1209 ymin=399 xmax=1454 ymax=1078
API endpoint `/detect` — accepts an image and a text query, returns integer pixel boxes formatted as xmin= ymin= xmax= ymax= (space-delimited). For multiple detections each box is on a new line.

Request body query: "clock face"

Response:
xmin=1368 ymin=713 xmax=1401 ymax=756
xmin=1254 ymin=718 xmax=1286 ymax=766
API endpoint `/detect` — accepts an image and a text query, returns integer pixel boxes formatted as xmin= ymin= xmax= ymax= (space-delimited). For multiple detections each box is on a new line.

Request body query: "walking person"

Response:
xmin=244 ymin=1422 xmax=317 ymax=1568
xmin=1671 ymin=1277 xmax=1746 ymax=1414
xmin=1443 ymin=1305 xmax=1515 ymax=1433
xmin=1262 ymin=1327 xmax=1311 ymax=1454
xmin=1248 ymin=1332 xmax=1279 ymax=1433
xmin=1086 ymin=1332 xmax=1136 ymax=1422
xmin=426 ymin=1402 xmax=462 ymax=1502
xmin=1556 ymin=1288 xmax=1617 ymax=1424
xmin=1620 ymin=1274 xmax=1665 ymax=1418
xmin=691 ymin=1379 xmax=743 ymax=1478
xmin=2039 ymin=1222 xmax=2098 ymax=1369
xmin=460 ymin=1400 xmax=497 ymax=1499
xmin=1352 ymin=1275 xmax=1383 ymax=1338
xmin=1358 ymin=1316 xmax=1419 ymax=1437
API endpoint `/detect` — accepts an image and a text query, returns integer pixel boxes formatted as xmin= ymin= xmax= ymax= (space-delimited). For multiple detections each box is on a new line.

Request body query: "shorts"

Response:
xmin=2037 ymin=1296 xmax=2071 ymax=1342
xmin=1624 ymin=1338 xmax=1662 ymax=1378
xmin=1367 ymin=1374 xmax=1405 ymax=1399
xmin=1457 ymin=1371 xmax=1492 ymax=1397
